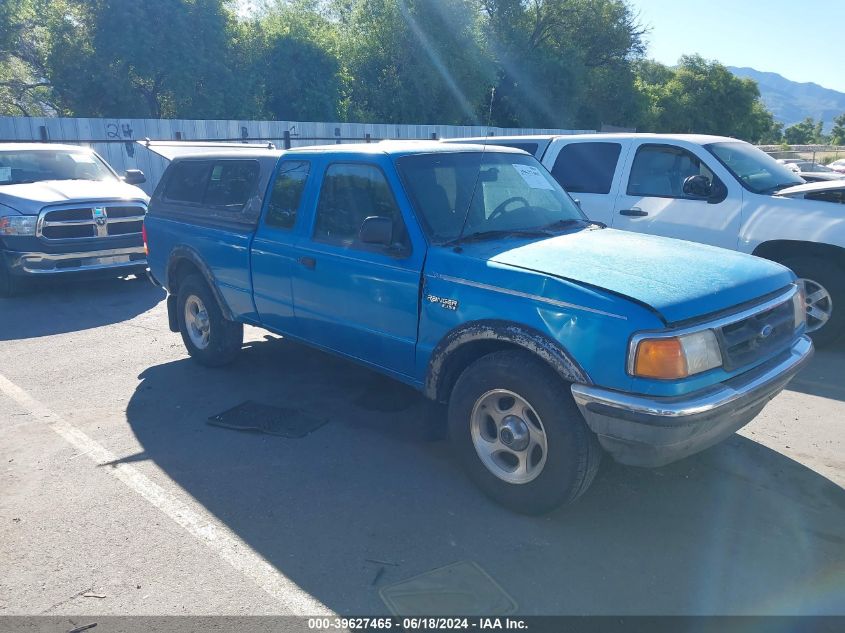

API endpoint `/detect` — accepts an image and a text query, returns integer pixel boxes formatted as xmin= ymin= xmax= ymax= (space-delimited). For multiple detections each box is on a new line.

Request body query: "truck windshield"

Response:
xmin=705 ymin=141 xmax=803 ymax=194
xmin=0 ymin=149 xmax=116 ymax=186
xmin=397 ymin=151 xmax=585 ymax=243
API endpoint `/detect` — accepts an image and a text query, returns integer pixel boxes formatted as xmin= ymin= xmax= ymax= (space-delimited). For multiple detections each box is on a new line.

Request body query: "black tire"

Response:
xmin=448 ymin=350 xmax=602 ymax=514
xmin=176 ymin=274 xmax=243 ymax=366
xmin=781 ymin=256 xmax=845 ymax=348
xmin=0 ymin=257 xmax=21 ymax=298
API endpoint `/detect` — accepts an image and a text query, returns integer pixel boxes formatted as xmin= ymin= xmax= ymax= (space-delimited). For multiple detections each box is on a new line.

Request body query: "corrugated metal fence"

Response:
xmin=0 ymin=117 xmax=592 ymax=194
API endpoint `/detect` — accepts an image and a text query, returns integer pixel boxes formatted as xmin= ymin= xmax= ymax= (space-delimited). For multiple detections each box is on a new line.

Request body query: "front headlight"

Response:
xmin=792 ymin=283 xmax=806 ymax=329
xmin=0 ymin=215 xmax=37 ymax=236
xmin=630 ymin=329 xmax=723 ymax=379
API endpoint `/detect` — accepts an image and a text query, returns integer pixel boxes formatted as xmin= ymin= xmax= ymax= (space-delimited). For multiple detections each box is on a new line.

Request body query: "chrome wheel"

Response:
xmin=470 ymin=389 xmax=548 ymax=485
xmin=184 ymin=294 xmax=211 ymax=350
xmin=800 ymin=278 xmax=833 ymax=333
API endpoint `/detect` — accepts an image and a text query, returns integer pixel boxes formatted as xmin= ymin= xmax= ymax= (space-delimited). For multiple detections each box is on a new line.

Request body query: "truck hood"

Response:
xmin=0 ymin=179 xmax=149 ymax=215
xmin=775 ymin=179 xmax=845 ymax=198
xmin=466 ymin=229 xmax=794 ymax=324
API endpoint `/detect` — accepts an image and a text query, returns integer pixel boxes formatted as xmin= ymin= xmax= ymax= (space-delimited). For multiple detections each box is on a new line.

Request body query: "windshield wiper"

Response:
xmin=442 ymin=228 xmax=552 ymax=246
xmin=543 ymin=218 xmax=606 ymax=231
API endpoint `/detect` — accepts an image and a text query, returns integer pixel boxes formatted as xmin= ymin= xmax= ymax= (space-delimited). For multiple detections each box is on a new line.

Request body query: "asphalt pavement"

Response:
xmin=1 ymin=277 xmax=843 ymax=616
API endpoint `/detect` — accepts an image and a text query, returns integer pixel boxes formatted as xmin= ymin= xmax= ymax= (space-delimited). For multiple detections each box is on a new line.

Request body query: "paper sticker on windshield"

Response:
xmin=512 ymin=164 xmax=554 ymax=190
xmin=0 ymin=167 xmax=10 ymax=182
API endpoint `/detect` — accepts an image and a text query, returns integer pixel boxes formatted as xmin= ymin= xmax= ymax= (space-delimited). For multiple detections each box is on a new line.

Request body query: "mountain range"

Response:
xmin=728 ymin=66 xmax=845 ymax=131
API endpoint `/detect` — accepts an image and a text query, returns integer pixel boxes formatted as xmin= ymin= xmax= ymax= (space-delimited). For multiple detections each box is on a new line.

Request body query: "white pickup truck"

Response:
xmin=446 ymin=133 xmax=845 ymax=346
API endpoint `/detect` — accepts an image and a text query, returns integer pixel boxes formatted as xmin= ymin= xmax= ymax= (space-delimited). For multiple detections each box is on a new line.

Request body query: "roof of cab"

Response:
xmin=161 ymin=140 xmax=529 ymax=162
xmin=443 ymin=133 xmax=740 ymax=145
xmin=0 ymin=142 xmax=96 ymax=152
xmin=284 ymin=140 xmax=529 ymax=157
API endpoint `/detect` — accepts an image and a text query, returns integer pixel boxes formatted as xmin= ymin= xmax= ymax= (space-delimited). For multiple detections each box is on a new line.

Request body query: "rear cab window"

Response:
xmin=551 ymin=142 xmax=622 ymax=194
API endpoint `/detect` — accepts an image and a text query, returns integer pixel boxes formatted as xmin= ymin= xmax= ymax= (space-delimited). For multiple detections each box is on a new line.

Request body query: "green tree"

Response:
xmin=634 ymin=55 xmax=780 ymax=142
xmin=47 ymin=0 xmax=246 ymax=118
xmin=335 ymin=0 xmax=493 ymax=125
xmin=256 ymin=0 xmax=346 ymax=121
xmin=481 ymin=0 xmax=645 ymax=129
xmin=783 ymin=117 xmax=822 ymax=145
xmin=0 ymin=0 xmax=57 ymax=115
xmin=831 ymin=113 xmax=845 ymax=146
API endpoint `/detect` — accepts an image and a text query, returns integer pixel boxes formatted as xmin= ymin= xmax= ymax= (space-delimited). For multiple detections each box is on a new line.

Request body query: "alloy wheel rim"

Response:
xmin=800 ymin=278 xmax=833 ymax=333
xmin=185 ymin=295 xmax=211 ymax=350
xmin=470 ymin=389 xmax=548 ymax=484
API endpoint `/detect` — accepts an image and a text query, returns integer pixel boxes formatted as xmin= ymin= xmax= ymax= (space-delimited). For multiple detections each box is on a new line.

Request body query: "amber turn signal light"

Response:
xmin=632 ymin=337 xmax=688 ymax=379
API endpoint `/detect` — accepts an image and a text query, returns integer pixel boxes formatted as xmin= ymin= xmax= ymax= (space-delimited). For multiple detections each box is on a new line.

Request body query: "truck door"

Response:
xmin=611 ymin=142 xmax=742 ymax=249
xmin=290 ymin=160 xmax=424 ymax=379
xmin=252 ymin=160 xmax=312 ymax=334
xmin=542 ymin=139 xmax=630 ymax=227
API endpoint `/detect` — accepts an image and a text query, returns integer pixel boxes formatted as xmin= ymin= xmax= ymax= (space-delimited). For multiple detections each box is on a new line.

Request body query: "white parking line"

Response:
xmin=0 ymin=371 xmax=331 ymax=615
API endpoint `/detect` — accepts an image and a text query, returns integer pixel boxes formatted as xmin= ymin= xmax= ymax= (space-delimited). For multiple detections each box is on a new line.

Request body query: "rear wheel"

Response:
xmin=176 ymin=274 xmax=243 ymax=366
xmin=448 ymin=350 xmax=602 ymax=514
xmin=782 ymin=256 xmax=844 ymax=347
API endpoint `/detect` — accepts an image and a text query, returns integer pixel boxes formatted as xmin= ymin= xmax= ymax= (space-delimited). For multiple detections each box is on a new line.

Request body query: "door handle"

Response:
xmin=298 ymin=256 xmax=316 ymax=270
xmin=619 ymin=208 xmax=648 ymax=217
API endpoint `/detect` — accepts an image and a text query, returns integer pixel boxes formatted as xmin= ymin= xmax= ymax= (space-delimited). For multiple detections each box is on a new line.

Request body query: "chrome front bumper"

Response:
xmin=5 ymin=246 xmax=147 ymax=275
xmin=570 ymin=336 xmax=814 ymax=467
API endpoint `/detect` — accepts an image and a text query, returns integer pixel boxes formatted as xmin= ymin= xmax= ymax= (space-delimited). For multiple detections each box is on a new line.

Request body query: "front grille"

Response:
xmin=38 ymin=204 xmax=146 ymax=240
xmin=717 ymin=299 xmax=794 ymax=371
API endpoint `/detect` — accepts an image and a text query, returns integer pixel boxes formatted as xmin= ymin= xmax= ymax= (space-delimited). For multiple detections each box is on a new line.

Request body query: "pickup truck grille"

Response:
xmin=37 ymin=204 xmax=146 ymax=240
xmin=716 ymin=298 xmax=794 ymax=371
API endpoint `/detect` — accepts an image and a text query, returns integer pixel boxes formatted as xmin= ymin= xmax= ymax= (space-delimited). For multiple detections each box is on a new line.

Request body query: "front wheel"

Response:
xmin=448 ymin=350 xmax=602 ymax=514
xmin=176 ymin=274 xmax=243 ymax=366
xmin=782 ymin=256 xmax=845 ymax=348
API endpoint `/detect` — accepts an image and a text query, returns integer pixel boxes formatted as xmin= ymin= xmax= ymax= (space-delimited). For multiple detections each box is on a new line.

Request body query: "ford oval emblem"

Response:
xmin=759 ymin=324 xmax=774 ymax=339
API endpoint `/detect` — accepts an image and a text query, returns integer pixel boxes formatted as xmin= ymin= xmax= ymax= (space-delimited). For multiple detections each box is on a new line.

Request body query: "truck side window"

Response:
xmin=163 ymin=160 xmax=211 ymax=204
xmin=627 ymin=145 xmax=716 ymax=199
xmin=551 ymin=142 xmax=621 ymax=194
xmin=314 ymin=163 xmax=408 ymax=253
xmin=265 ymin=161 xmax=310 ymax=229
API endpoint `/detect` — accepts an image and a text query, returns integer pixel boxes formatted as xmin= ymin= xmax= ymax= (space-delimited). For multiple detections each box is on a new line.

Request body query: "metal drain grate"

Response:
xmin=207 ymin=401 xmax=328 ymax=438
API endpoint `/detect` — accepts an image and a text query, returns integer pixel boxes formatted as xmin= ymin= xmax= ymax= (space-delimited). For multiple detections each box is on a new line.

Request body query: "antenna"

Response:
xmin=452 ymin=86 xmax=495 ymax=248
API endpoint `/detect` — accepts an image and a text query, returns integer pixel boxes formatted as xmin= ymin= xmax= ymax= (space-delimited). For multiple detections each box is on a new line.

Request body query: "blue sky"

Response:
xmin=626 ymin=0 xmax=845 ymax=92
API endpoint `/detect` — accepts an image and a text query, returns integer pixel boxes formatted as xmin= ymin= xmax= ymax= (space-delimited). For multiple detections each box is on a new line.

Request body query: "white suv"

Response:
xmin=445 ymin=134 xmax=845 ymax=346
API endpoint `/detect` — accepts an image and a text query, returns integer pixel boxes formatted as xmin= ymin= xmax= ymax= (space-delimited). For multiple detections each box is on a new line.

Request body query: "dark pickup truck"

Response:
xmin=0 ymin=143 xmax=148 ymax=296
xmin=144 ymin=142 xmax=812 ymax=514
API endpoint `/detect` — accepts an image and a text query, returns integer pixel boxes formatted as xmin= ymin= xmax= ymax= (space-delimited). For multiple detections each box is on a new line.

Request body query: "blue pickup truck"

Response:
xmin=144 ymin=142 xmax=813 ymax=514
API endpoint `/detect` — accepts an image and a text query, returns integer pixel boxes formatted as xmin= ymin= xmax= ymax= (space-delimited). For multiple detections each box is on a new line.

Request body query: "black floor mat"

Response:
xmin=207 ymin=401 xmax=328 ymax=438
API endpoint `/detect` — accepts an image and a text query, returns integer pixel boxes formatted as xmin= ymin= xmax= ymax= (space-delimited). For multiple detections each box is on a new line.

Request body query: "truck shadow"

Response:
xmin=124 ymin=336 xmax=845 ymax=615
xmin=0 ymin=276 xmax=164 ymax=341
xmin=785 ymin=339 xmax=845 ymax=403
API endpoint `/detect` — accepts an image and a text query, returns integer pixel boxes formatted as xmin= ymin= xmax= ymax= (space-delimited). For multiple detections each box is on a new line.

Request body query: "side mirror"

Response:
xmin=359 ymin=216 xmax=393 ymax=246
xmin=682 ymin=174 xmax=712 ymax=199
xmin=123 ymin=169 xmax=146 ymax=185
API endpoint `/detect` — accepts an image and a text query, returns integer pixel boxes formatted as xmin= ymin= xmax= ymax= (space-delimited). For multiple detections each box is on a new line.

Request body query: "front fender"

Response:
xmin=424 ymin=319 xmax=591 ymax=401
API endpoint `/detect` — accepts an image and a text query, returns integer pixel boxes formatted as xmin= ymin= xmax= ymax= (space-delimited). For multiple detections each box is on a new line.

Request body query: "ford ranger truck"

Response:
xmin=444 ymin=134 xmax=845 ymax=347
xmin=144 ymin=142 xmax=813 ymax=514
xmin=0 ymin=143 xmax=149 ymax=296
